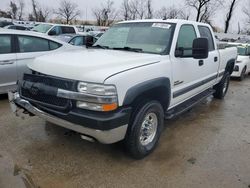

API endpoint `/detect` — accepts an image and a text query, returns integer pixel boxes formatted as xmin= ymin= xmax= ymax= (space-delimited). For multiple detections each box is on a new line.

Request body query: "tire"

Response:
xmin=124 ymin=100 xmax=164 ymax=159
xmin=213 ymin=72 xmax=230 ymax=99
xmin=239 ymin=67 xmax=247 ymax=81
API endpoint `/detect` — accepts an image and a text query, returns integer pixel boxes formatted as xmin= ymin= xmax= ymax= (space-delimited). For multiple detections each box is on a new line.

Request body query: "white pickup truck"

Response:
xmin=9 ymin=19 xmax=237 ymax=159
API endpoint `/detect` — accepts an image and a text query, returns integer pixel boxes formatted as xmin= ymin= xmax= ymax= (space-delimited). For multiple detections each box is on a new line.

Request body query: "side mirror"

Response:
xmin=192 ymin=38 xmax=209 ymax=59
xmin=48 ymin=30 xmax=57 ymax=36
xmin=85 ymin=35 xmax=94 ymax=48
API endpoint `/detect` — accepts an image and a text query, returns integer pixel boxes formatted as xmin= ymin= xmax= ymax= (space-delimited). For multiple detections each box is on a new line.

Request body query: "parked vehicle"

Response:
xmin=56 ymin=34 xmax=93 ymax=47
xmin=0 ymin=29 xmax=78 ymax=94
xmin=9 ymin=19 xmax=237 ymax=159
xmin=31 ymin=23 xmax=78 ymax=36
xmin=227 ymin=43 xmax=250 ymax=80
xmin=0 ymin=21 xmax=14 ymax=28
xmin=4 ymin=25 xmax=30 ymax=31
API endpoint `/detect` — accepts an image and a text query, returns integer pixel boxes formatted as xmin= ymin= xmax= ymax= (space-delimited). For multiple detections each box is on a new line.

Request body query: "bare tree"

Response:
xmin=155 ymin=6 xmax=189 ymax=20
xmin=243 ymin=0 xmax=250 ymax=24
xmin=121 ymin=0 xmax=131 ymax=20
xmin=9 ymin=1 xmax=18 ymax=19
xmin=17 ymin=0 xmax=25 ymax=20
xmin=224 ymin=0 xmax=238 ymax=33
xmin=186 ymin=0 xmax=223 ymax=23
xmin=55 ymin=0 xmax=80 ymax=24
xmin=29 ymin=0 xmax=50 ymax=22
xmin=93 ymin=0 xmax=117 ymax=26
xmin=146 ymin=0 xmax=153 ymax=19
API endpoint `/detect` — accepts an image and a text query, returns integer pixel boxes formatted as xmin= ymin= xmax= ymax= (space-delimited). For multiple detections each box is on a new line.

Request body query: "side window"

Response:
xmin=248 ymin=46 xmax=250 ymax=55
xmin=18 ymin=36 xmax=50 ymax=53
xmin=198 ymin=26 xmax=215 ymax=51
xmin=49 ymin=41 xmax=62 ymax=50
xmin=49 ymin=26 xmax=62 ymax=35
xmin=70 ymin=36 xmax=84 ymax=46
xmin=176 ymin=25 xmax=197 ymax=57
xmin=0 ymin=35 xmax=12 ymax=54
xmin=62 ymin=26 xmax=76 ymax=34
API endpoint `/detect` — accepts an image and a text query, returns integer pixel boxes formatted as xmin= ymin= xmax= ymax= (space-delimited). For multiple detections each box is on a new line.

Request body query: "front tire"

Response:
xmin=213 ymin=72 xmax=230 ymax=99
xmin=125 ymin=101 xmax=164 ymax=159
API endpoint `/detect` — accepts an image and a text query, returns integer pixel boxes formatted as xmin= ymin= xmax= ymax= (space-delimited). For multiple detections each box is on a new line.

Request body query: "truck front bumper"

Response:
xmin=9 ymin=92 xmax=131 ymax=144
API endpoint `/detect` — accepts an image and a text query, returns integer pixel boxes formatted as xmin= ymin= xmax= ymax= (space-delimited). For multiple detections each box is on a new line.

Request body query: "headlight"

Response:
xmin=76 ymin=82 xmax=118 ymax=112
xmin=78 ymin=82 xmax=116 ymax=96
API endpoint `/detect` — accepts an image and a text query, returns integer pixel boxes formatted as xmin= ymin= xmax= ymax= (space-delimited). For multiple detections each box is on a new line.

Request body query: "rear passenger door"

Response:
xmin=0 ymin=34 xmax=17 ymax=93
xmin=16 ymin=35 xmax=62 ymax=80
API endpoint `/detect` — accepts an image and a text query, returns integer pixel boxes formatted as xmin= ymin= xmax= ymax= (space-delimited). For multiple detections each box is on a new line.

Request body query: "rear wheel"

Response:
xmin=239 ymin=67 xmax=247 ymax=81
xmin=125 ymin=100 xmax=164 ymax=159
xmin=213 ymin=72 xmax=230 ymax=99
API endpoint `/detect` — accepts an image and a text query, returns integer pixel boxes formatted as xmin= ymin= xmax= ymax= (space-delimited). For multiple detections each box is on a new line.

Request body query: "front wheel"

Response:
xmin=124 ymin=101 xmax=164 ymax=159
xmin=213 ymin=72 xmax=230 ymax=99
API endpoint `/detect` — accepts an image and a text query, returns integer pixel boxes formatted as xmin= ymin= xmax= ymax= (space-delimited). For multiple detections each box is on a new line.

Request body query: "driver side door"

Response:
xmin=170 ymin=24 xmax=206 ymax=106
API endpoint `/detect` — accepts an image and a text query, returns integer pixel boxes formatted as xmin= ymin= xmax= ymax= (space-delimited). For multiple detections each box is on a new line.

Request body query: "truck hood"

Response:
xmin=28 ymin=49 xmax=162 ymax=83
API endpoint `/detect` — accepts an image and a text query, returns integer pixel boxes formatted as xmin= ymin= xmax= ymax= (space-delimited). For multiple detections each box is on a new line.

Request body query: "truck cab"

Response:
xmin=9 ymin=19 xmax=237 ymax=159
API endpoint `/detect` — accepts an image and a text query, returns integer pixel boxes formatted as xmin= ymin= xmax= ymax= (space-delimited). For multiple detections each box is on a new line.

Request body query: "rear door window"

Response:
xmin=70 ymin=36 xmax=85 ymax=46
xmin=0 ymin=35 xmax=12 ymax=54
xmin=18 ymin=36 xmax=50 ymax=52
xmin=62 ymin=26 xmax=76 ymax=34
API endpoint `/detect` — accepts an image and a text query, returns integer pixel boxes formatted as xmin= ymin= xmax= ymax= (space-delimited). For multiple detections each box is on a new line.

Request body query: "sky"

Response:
xmin=0 ymin=0 xmax=248 ymax=33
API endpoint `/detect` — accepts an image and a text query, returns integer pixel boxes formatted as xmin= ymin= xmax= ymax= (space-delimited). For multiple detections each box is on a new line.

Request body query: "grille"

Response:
xmin=20 ymin=73 xmax=75 ymax=110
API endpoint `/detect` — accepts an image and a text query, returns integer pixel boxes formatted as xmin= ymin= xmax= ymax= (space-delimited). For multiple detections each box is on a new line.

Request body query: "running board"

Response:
xmin=165 ymin=89 xmax=215 ymax=120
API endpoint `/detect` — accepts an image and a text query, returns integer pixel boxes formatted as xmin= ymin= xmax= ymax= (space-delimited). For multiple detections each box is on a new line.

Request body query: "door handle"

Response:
xmin=199 ymin=60 xmax=204 ymax=66
xmin=214 ymin=57 xmax=218 ymax=62
xmin=0 ymin=60 xmax=15 ymax=65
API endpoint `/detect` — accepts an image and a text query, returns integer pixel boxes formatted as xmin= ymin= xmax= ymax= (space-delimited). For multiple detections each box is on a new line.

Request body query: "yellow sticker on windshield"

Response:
xmin=152 ymin=23 xmax=171 ymax=29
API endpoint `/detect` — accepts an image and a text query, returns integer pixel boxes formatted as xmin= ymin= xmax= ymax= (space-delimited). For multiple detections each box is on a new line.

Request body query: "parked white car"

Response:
xmin=10 ymin=19 xmax=237 ymax=159
xmin=229 ymin=43 xmax=250 ymax=80
xmin=31 ymin=23 xmax=78 ymax=36
xmin=0 ymin=29 xmax=78 ymax=94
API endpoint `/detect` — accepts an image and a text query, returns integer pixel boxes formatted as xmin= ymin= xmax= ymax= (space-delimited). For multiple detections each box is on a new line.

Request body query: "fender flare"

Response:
xmin=226 ymin=58 xmax=236 ymax=75
xmin=123 ymin=77 xmax=171 ymax=109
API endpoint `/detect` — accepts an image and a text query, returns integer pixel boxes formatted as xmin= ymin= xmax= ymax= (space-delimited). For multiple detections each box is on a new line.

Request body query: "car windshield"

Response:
xmin=94 ymin=22 xmax=175 ymax=54
xmin=31 ymin=24 xmax=53 ymax=33
xmin=237 ymin=46 xmax=247 ymax=56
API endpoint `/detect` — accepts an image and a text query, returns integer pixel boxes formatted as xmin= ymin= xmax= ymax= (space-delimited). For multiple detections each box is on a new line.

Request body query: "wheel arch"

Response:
xmin=225 ymin=58 xmax=236 ymax=75
xmin=123 ymin=77 xmax=171 ymax=111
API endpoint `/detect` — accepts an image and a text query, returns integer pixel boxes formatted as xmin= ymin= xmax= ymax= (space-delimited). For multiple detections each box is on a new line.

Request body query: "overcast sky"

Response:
xmin=0 ymin=0 xmax=248 ymax=33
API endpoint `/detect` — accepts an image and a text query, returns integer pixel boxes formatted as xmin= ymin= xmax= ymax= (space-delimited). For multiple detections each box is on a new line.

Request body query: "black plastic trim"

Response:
xmin=123 ymin=77 xmax=171 ymax=106
xmin=173 ymin=74 xmax=217 ymax=98
xmin=38 ymin=105 xmax=132 ymax=131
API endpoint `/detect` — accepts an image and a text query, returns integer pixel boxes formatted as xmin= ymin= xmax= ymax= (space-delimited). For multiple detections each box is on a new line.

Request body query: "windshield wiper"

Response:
xmin=113 ymin=47 xmax=143 ymax=53
xmin=91 ymin=44 xmax=109 ymax=49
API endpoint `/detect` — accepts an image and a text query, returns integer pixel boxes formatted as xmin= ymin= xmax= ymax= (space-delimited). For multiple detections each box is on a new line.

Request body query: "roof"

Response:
xmin=119 ymin=19 xmax=210 ymax=26
xmin=0 ymin=28 xmax=71 ymax=45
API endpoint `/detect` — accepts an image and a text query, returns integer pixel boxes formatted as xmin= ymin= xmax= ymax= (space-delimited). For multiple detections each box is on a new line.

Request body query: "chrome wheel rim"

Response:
xmin=223 ymin=77 xmax=229 ymax=94
xmin=139 ymin=112 xmax=158 ymax=146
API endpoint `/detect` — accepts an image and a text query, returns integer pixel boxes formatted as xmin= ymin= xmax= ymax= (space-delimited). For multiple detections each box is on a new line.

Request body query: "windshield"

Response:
xmin=237 ymin=46 xmax=248 ymax=56
xmin=95 ymin=22 xmax=175 ymax=54
xmin=31 ymin=24 xmax=53 ymax=33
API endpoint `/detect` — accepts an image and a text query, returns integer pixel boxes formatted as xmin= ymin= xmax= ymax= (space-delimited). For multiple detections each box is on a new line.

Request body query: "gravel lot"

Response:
xmin=0 ymin=77 xmax=250 ymax=188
